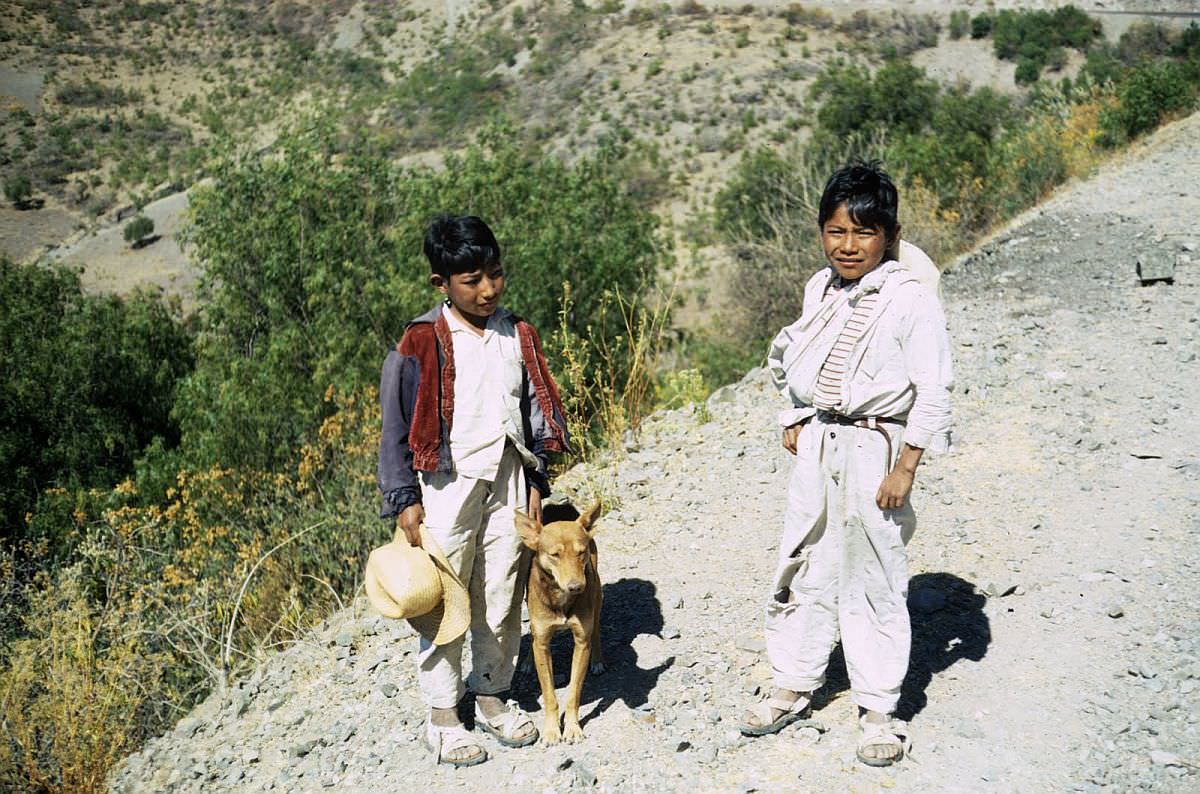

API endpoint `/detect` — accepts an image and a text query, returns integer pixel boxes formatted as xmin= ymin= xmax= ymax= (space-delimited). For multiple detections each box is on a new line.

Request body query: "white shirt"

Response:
xmin=767 ymin=260 xmax=954 ymax=453
xmin=442 ymin=305 xmax=537 ymax=480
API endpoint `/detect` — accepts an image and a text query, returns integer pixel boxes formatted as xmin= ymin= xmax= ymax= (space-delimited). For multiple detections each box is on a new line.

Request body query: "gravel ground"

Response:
xmin=110 ymin=112 xmax=1200 ymax=793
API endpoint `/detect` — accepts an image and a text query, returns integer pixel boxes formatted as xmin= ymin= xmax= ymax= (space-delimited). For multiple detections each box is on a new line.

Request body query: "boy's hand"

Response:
xmin=782 ymin=421 xmax=805 ymax=455
xmin=876 ymin=443 xmax=923 ymax=510
xmin=527 ymin=490 xmax=543 ymax=524
xmin=395 ymin=504 xmax=425 ymax=547
xmin=875 ymin=468 xmax=914 ymax=510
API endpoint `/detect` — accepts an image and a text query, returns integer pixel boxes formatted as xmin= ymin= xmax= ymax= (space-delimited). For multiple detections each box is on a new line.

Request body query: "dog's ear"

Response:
xmin=514 ymin=510 xmax=542 ymax=550
xmin=577 ymin=500 xmax=603 ymax=533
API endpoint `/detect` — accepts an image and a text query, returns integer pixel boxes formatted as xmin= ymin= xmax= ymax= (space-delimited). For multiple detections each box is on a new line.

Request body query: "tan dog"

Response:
xmin=514 ymin=501 xmax=604 ymax=744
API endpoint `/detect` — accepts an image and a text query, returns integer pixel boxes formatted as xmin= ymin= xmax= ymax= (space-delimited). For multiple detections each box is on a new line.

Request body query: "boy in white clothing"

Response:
xmin=739 ymin=162 xmax=953 ymax=767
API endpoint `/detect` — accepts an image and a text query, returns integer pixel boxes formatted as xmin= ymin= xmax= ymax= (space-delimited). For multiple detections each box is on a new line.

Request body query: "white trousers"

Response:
xmin=416 ymin=445 xmax=527 ymax=709
xmin=764 ymin=414 xmax=915 ymax=715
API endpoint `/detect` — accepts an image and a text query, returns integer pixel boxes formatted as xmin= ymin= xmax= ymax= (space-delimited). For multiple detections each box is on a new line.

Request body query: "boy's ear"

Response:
xmin=577 ymin=500 xmax=603 ymax=533
xmin=514 ymin=510 xmax=542 ymax=550
xmin=430 ymin=273 xmax=448 ymax=293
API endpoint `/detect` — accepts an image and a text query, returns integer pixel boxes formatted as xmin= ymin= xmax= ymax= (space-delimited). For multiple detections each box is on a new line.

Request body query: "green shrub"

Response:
xmin=1105 ymin=60 xmax=1194 ymax=141
xmin=970 ymin=13 xmax=992 ymax=39
xmin=948 ymin=10 xmax=969 ymax=40
xmin=0 ymin=259 xmax=193 ymax=547
xmin=123 ymin=214 xmax=154 ymax=246
xmin=810 ymin=59 xmax=938 ymax=140
xmin=989 ymin=6 xmax=1101 ymax=79
xmin=1117 ymin=21 xmax=1172 ymax=65
xmin=3 ymin=173 xmax=32 ymax=207
xmin=1015 ymin=57 xmax=1042 ymax=86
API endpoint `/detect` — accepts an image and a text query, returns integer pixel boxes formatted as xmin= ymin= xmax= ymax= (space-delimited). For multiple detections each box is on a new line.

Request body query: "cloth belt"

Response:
xmin=815 ymin=410 xmax=905 ymax=477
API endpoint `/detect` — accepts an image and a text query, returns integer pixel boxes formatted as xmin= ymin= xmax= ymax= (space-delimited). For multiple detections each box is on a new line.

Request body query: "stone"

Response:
xmin=379 ymin=683 xmax=398 ymax=698
xmin=1150 ymin=750 xmax=1184 ymax=767
xmin=573 ymin=763 xmax=598 ymax=787
xmin=1107 ymin=605 xmax=1125 ymax=619
xmin=736 ymin=636 xmax=765 ymax=653
xmin=174 ymin=718 xmax=201 ymax=738
xmin=289 ymin=738 xmax=318 ymax=758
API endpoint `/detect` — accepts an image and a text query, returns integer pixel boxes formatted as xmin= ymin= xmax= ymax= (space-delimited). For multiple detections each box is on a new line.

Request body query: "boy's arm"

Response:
xmin=378 ymin=349 xmax=423 ymax=531
xmin=900 ymin=286 xmax=954 ymax=454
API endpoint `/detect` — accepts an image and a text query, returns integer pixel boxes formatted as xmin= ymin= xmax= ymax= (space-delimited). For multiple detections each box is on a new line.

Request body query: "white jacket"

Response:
xmin=767 ymin=260 xmax=953 ymax=452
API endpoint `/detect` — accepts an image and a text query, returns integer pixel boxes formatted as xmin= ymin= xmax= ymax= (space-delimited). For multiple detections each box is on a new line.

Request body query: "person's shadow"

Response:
xmin=512 ymin=503 xmax=670 ymax=725
xmin=812 ymin=572 xmax=990 ymax=720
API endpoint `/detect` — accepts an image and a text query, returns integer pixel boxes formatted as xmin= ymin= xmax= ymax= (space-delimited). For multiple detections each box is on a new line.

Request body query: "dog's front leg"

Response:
xmin=532 ymin=633 xmax=560 ymax=744
xmin=562 ymin=628 xmax=590 ymax=743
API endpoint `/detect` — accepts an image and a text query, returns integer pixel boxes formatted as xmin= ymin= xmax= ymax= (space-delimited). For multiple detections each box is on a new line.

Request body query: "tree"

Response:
xmin=123 ymin=215 xmax=155 ymax=247
xmin=178 ymin=123 xmax=662 ymax=471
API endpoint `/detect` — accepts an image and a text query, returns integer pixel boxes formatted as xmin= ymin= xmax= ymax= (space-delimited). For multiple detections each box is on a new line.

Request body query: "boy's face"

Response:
xmin=820 ymin=203 xmax=897 ymax=282
xmin=431 ymin=262 xmax=506 ymax=326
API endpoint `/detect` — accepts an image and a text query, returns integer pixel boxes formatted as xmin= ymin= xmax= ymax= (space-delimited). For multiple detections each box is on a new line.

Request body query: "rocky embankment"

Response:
xmin=111 ymin=113 xmax=1200 ymax=793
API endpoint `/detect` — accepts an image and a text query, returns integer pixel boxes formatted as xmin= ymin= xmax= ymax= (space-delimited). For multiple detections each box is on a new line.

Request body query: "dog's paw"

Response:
xmin=588 ymin=660 xmax=607 ymax=676
xmin=541 ymin=721 xmax=561 ymax=745
xmin=562 ymin=722 xmax=584 ymax=743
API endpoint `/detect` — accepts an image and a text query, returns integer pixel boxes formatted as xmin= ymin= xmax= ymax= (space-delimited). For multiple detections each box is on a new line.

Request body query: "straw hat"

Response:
xmin=364 ymin=527 xmax=469 ymax=646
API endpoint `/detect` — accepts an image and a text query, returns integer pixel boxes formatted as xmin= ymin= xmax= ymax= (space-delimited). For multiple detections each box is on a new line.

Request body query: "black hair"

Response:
xmin=422 ymin=214 xmax=502 ymax=277
xmin=817 ymin=160 xmax=899 ymax=236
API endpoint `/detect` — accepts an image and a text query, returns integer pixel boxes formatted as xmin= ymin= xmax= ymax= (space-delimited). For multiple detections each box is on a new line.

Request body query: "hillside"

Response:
xmin=109 ymin=109 xmax=1200 ymax=793
xmin=3 ymin=0 xmax=1197 ymax=324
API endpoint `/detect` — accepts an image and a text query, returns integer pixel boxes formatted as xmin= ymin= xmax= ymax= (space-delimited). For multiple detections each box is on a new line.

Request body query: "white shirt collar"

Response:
xmin=442 ymin=303 xmax=510 ymax=339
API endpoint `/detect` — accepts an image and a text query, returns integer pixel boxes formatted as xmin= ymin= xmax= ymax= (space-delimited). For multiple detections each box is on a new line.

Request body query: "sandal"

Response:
xmin=474 ymin=700 xmax=539 ymax=748
xmin=738 ymin=690 xmax=812 ymax=736
xmin=424 ymin=719 xmax=488 ymax=767
xmin=856 ymin=714 xmax=911 ymax=767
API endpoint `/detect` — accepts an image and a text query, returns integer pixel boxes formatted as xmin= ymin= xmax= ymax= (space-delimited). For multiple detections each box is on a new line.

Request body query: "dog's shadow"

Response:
xmin=513 ymin=504 xmax=669 ymax=723
xmin=813 ymin=572 xmax=991 ymax=721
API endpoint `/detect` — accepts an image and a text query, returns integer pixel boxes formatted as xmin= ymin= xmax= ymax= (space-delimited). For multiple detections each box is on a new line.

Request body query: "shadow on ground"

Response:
xmin=812 ymin=572 xmax=991 ymax=721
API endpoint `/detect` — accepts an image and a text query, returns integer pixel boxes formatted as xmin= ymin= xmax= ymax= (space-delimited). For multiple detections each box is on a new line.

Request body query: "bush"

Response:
xmin=0 ymin=567 xmax=171 ymax=794
xmin=989 ymin=6 xmax=1101 ymax=81
xmin=1 ymin=387 xmax=387 ymax=793
xmin=123 ymin=215 xmax=154 ymax=246
xmin=0 ymin=259 xmax=193 ymax=545
xmin=810 ymin=59 xmax=938 ymax=140
xmin=948 ymin=10 xmax=969 ymax=40
xmin=1117 ymin=21 xmax=1173 ymax=65
xmin=1015 ymin=58 xmax=1042 ymax=86
xmin=3 ymin=173 xmax=32 ymax=207
xmin=1104 ymin=60 xmax=1195 ymax=141
xmin=970 ymin=13 xmax=992 ymax=39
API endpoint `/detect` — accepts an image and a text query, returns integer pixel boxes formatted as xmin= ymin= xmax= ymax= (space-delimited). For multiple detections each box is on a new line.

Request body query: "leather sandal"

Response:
xmin=424 ymin=719 xmax=488 ymax=767
xmin=856 ymin=714 xmax=911 ymax=767
xmin=474 ymin=700 xmax=538 ymax=748
xmin=738 ymin=691 xmax=812 ymax=736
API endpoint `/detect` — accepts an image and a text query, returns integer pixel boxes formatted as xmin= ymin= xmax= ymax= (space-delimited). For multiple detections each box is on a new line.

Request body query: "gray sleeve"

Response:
xmin=377 ymin=350 xmax=422 ymax=518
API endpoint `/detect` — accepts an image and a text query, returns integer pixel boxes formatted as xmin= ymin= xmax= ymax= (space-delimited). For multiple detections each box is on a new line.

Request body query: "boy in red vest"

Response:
xmin=378 ymin=215 xmax=570 ymax=766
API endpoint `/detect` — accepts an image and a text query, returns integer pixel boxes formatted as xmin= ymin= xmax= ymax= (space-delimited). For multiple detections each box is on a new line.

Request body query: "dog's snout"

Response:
xmin=566 ymin=581 xmax=586 ymax=594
